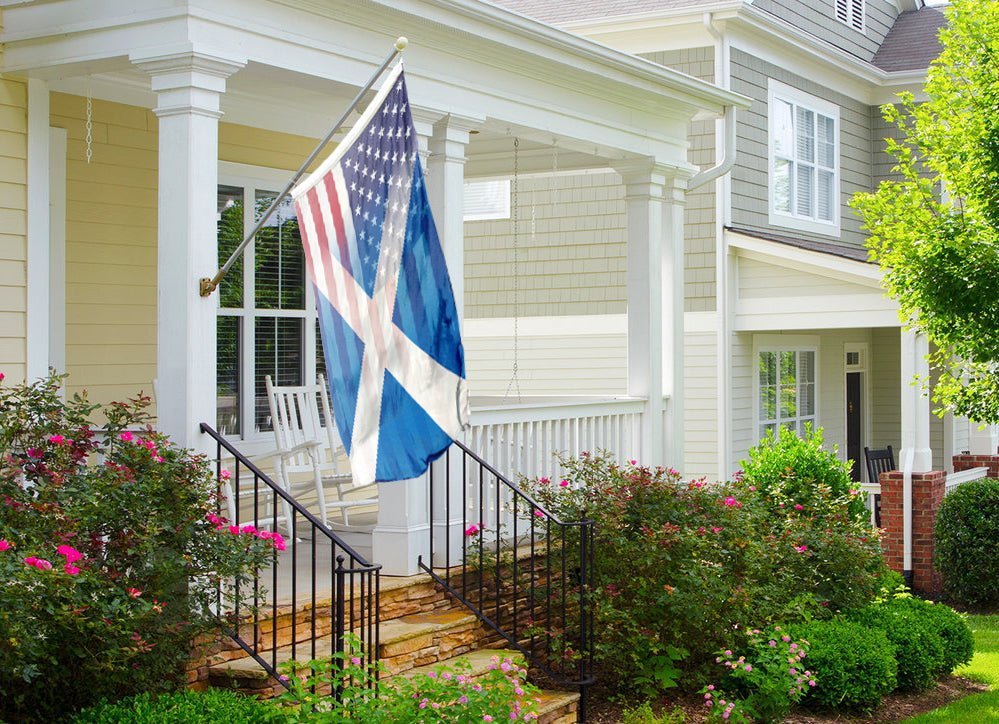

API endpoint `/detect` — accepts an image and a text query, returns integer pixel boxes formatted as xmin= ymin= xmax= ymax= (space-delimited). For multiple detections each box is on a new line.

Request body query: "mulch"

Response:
xmin=585 ymin=675 xmax=989 ymax=723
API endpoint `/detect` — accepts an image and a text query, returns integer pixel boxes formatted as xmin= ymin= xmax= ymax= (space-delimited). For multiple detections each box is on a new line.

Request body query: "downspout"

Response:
xmin=693 ymin=12 xmax=735 ymax=481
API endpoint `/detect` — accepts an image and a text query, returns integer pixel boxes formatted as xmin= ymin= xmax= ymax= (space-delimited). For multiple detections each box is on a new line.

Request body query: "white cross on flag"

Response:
xmin=292 ymin=63 xmax=469 ymax=486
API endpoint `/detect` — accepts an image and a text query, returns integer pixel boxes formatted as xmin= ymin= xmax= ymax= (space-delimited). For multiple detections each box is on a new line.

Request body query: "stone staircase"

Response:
xmin=200 ymin=572 xmax=581 ymax=723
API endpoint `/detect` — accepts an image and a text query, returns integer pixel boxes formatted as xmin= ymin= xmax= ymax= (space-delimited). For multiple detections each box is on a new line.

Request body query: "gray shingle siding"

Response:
xmin=729 ymin=47 xmax=872 ymax=251
xmin=642 ymin=47 xmax=718 ymax=313
xmin=751 ymin=0 xmax=897 ymax=62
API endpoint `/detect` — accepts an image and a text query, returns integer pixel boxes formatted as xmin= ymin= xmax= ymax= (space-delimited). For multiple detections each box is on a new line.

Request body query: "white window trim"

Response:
xmin=843 ymin=342 xmax=873 ymax=473
xmin=464 ymin=178 xmax=511 ymax=221
xmin=767 ymin=79 xmax=841 ymax=237
xmin=753 ymin=334 xmax=821 ymax=442
xmin=217 ymin=161 xmax=320 ymax=451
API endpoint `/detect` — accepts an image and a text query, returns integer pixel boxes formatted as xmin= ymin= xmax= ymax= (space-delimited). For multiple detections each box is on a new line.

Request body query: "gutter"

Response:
xmin=688 ymin=13 xmax=738 ymax=191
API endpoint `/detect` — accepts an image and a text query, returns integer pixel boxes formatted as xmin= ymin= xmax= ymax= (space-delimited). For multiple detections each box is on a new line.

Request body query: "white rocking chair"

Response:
xmin=265 ymin=374 xmax=377 ymax=529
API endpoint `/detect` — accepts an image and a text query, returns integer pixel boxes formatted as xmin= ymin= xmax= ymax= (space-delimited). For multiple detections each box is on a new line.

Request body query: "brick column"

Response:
xmin=879 ymin=469 xmax=946 ymax=594
xmin=953 ymin=453 xmax=999 ymax=478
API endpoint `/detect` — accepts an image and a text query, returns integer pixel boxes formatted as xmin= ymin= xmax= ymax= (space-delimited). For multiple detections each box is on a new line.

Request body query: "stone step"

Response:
xmin=395 ymin=647 xmax=525 ymax=680
xmin=536 ymin=689 xmax=581 ymax=724
xmin=207 ymin=609 xmax=484 ymax=695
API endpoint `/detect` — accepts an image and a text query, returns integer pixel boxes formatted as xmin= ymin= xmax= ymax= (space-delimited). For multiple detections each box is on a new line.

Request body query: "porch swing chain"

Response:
xmin=85 ymin=80 xmax=93 ymax=165
xmin=503 ymin=137 xmax=523 ymax=403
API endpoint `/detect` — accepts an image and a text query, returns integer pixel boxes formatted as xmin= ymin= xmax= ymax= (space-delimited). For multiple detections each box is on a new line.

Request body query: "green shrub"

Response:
xmin=620 ymin=702 xmax=685 ymax=724
xmin=73 ymin=690 xmax=281 ymax=723
xmin=907 ymin=599 xmax=974 ymax=675
xmin=848 ymin=598 xmax=947 ymax=691
xmin=740 ymin=425 xmax=868 ymax=522
xmin=935 ymin=478 xmax=999 ymax=606
xmin=519 ymin=439 xmax=885 ymax=695
xmin=790 ymin=619 xmax=896 ymax=711
xmin=0 ymin=375 xmax=276 ymax=722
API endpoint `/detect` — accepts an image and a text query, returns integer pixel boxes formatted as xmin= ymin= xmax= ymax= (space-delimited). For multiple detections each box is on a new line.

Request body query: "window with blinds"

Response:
xmin=464 ymin=179 xmax=510 ymax=221
xmin=758 ymin=349 xmax=817 ymax=440
xmin=769 ymin=80 xmax=840 ymax=234
xmin=835 ymin=0 xmax=865 ymax=32
xmin=216 ymin=182 xmax=314 ymax=438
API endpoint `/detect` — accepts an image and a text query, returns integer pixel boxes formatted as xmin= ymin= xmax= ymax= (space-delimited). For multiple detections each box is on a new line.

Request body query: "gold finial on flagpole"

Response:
xmin=395 ymin=37 xmax=408 ymax=51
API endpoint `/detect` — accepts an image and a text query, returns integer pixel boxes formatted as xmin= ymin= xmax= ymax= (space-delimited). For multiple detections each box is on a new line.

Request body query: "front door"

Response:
xmin=846 ymin=372 xmax=862 ymax=481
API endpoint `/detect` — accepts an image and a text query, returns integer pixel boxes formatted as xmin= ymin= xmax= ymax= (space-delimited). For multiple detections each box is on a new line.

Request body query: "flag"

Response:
xmin=292 ymin=63 xmax=469 ymax=486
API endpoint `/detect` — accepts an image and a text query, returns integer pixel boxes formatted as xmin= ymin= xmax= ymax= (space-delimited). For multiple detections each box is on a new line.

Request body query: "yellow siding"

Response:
xmin=684 ymin=331 xmax=719 ymax=480
xmin=51 ymin=92 xmax=158 ymax=406
xmin=52 ymin=93 xmax=320 ymax=409
xmin=0 ymin=76 xmax=26 ymax=383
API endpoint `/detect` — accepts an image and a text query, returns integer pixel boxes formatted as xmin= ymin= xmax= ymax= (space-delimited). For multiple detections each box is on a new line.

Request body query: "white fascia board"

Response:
xmin=727 ymin=230 xmax=885 ymax=288
xmin=734 ymin=308 xmax=901 ymax=331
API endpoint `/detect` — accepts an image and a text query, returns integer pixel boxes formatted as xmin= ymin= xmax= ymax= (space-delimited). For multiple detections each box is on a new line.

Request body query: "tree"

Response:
xmin=853 ymin=0 xmax=999 ymax=423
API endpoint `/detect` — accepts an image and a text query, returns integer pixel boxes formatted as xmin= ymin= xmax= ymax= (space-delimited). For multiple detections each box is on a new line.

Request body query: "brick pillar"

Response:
xmin=879 ymin=469 xmax=946 ymax=594
xmin=953 ymin=453 xmax=999 ymax=478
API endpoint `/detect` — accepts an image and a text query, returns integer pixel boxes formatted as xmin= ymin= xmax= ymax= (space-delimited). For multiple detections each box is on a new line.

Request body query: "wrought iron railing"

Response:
xmin=419 ymin=440 xmax=594 ymax=720
xmin=200 ymin=423 xmax=381 ymax=691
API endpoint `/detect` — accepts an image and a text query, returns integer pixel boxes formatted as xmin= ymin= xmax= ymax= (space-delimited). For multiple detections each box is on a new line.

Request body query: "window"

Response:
xmin=464 ymin=179 xmax=510 ymax=221
xmin=835 ymin=0 xmax=865 ymax=32
xmin=757 ymin=348 xmax=817 ymax=439
xmin=216 ymin=170 xmax=325 ymax=439
xmin=768 ymin=80 xmax=839 ymax=235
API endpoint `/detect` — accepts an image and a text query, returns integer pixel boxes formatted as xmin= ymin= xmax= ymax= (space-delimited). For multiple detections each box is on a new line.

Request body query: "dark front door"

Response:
xmin=847 ymin=372 xmax=862 ymax=481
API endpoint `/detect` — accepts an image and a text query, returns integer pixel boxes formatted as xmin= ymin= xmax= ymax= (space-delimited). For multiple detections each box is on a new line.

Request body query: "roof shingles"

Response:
xmin=872 ymin=7 xmax=947 ymax=72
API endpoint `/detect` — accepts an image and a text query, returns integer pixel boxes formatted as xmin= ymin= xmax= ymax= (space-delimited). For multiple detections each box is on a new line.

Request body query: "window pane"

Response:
xmin=316 ymin=317 xmax=327 ymax=383
xmin=255 ymin=317 xmax=304 ymax=432
xmin=796 ymin=107 xmax=815 ymax=163
xmin=781 ymin=384 xmax=797 ymax=419
xmin=774 ymin=159 xmax=792 ymax=213
xmin=255 ymin=191 xmax=305 ymax=310
xmin=800 ymin=351 xmax=816 ymax=383
xmin=796 ymin=165 xmax=814 ymax=217
xmin=773 ymin=99 xmax=795 ymax=158
xmin=218 ymin=186 xmax=244 ymax=309
xmin=760 ymin=385 xmax=777 ymax=423
xmin=759 ymin=351 xmax=777 ymax=386
xmin=818 ymin=115 xmax=836 ymax=168
xmin=217 ymin=315 xmax=241 ymax=435
xmin=817 ymin=169 xmax=835 ymax=221
xmin=800 ymin=382 xmax=815 ymax=416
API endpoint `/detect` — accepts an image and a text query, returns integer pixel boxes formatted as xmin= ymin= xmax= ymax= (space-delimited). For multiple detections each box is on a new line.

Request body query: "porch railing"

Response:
xmin=419 ymin=440 xmax=594 ymax=720
xmin=200 ymin=423 xmax=381 ymax=689
xmin=469 ymin=396 xmax=644 ymax=483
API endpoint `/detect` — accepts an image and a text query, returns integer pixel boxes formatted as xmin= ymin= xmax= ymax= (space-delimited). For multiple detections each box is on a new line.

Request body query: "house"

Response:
xmin=0 ymin=0 xmax=745 ymax=575
xmin=478 ymin=0 xmax=999 ymax=485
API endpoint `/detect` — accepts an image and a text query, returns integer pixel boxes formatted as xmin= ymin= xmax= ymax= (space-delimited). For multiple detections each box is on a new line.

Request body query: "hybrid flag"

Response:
xmin=292 ymin=63 xmax=469 ymax=486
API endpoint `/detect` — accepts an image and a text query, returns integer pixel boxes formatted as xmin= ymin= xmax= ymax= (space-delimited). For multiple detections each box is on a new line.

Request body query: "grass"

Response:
xmin=903 ymin=613 xmax=999 ymax=723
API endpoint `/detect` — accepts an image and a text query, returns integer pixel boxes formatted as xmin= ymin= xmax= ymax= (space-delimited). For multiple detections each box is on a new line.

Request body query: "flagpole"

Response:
xmin=200 ymin=36 xmax=409 ymax=297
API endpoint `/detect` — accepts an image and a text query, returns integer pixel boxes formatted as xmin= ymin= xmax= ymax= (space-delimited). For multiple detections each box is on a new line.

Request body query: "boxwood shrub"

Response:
xmin=909 ymin=599 xmax=975 ymax=675
xmin=790 ymin=619 xmax=896 ymax=711
xmin=935 ymin=478 xmax=999 ymax=606
xmin=848 ymin=597 xmax=947 ymax=691
xmin=73 ymin=690 xmax=281 ymax=723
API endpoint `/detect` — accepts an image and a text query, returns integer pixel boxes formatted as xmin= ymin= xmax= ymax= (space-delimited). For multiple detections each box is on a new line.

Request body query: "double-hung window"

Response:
xmin=757 ymin=346 xmax=817 ymax=440
xmin=768 ymin=80 xmax=839 ymax=235
xmin=216 ymin=165 xmax=326 ymax=440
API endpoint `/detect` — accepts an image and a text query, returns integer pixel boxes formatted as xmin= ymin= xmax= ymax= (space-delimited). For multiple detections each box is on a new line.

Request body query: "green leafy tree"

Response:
xmin=853 ymin=0 xmax=999 ymax=422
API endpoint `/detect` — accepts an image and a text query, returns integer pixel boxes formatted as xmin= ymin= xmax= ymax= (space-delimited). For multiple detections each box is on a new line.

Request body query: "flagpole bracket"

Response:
xmin=199 ymin=277 xmax=217 ymax=297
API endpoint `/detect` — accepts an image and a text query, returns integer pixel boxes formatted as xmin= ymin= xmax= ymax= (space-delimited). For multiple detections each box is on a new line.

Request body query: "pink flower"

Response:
xmin=748 ymin=485 xmax=757 ymax=491
xmin=464 ymin=523 xmax=480 ymax=536
xmin=538 ymin=477 xmax=550 ymax=485
xmin=228 ymin=525 xmax=240 ymax=535
xmin=745 ymin=664 xmax=753 ymax=672
xmin=0 ymin=540 xmax=11 ymax=551
xmin=119 ymin=431 xmax=134 ymax=442
xmin=534 ymin=509 xmax=544 ymax=518
xmin=794 ymin=544 xmax=808 ymax=552
xmin=629 ymin=459 xmax=637 ymax=466
xmin=711 ymin=526 xmax=723 ymax=534
xmin=794 ymin=503 xmax=804 ymax=511
xmin=272 ymin=534 xmax=287 ymax=551
xmin=153 ymin=456 xmax=165 ymax=463
xmin=57 ymin=545 xmax=83 ymax=563
xmin=0 ymin=372 xmax=5 ymax=381
xmin=48 ymin=435 xmax=65 ymax=445
xmin=559 ymin=479 xmax=569 ymax=487
xmin=220 ymin=469 xmax=232 ymax=480
xmin=483 ymin=716 xmax=493 ymax=722
xmin=31 ymin=558 xmax=52 ymax=570
xmin=240 ymin=525 xmax=257 ymax=535
xmin=256 ymin=530 xmax=273 ymax=540
xmin=26 ymin=448 xmax=42 ymax=459
xmin=724 ymin=496 xmax=738 ymax=507
xmin=351 ymin=656 xmax=361 ymax=666
xmin=23 ymin=556 xmax=38 ymax=566
xmin=127 ymin=587 xmax=143 ymax=598
xmin=64 ymin=564 xmax=81 ymax=575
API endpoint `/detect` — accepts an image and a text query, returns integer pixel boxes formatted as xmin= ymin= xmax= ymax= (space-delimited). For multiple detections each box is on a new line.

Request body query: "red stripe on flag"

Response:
xmin=323 ymin=172 xmax=351 ymax=269
xmin=295 ymin=196 xmax=319 ymax=285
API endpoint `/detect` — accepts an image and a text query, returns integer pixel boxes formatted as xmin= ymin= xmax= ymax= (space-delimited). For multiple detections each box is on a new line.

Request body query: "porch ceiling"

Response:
xmin=0 ymin=0 xmax=748 ymax=171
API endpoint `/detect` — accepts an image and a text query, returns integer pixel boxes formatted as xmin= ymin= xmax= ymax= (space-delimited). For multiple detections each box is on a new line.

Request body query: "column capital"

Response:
xmin=131 ymin=46 xmax=246 ymax=119
xmin=614 ymin=158 xmax=694 ymax=200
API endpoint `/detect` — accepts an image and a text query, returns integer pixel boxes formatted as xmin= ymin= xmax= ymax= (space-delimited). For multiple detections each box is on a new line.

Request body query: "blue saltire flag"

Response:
xmin=291 ymin=63 xmax=469 ymax=486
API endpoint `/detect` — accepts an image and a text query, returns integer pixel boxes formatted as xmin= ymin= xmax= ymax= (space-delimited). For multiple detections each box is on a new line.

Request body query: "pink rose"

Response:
xmin=0 ymin=540 xmax=11 ymax=551
xmin=57 ymin=545 xmax=83 ymax=563
xmin=127 ymin=587 xmax=143 ymax=598
xmin=119 ymin=431 xmax=134 ymax=442
xmin=559 ymin=479 xmax=570 ymax=487
xmin=48 ymin=435 xmax=65 ymax=445
xmin=464 ymin=523 xmax=480 ymax=536
xmin=64 ymin=564 xmax=81 ymax=575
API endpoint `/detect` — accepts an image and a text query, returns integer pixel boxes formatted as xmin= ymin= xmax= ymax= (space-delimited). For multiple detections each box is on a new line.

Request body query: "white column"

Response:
xmin=372 ymin=475 xmax=430 ymax=576
xmin=427 ymin=114 xmax=479 ymax=567
xmin=26 ymin=79 xmax=50 ymax=381
xmin=899 ymin=328 xmax=932 ymax=581
xmin=617 ymin=161 xmax=689 ymax=469
xmin=132 ymin=50 xmax=244 ymax=450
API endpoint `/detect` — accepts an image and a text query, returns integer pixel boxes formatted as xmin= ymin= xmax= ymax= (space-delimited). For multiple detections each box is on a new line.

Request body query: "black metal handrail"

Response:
xmin=419 ymin=439 xmax=594 ymax=720
xmin=200 ymin=423 xmax=381 ymax=692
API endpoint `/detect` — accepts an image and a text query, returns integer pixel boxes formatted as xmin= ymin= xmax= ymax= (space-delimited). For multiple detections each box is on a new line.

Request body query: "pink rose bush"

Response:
xmin=0 ymin=373 xmax=274 ymax=722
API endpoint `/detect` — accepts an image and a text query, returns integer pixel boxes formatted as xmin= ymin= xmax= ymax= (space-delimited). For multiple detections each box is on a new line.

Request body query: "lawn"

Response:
xmin=903 ymin=614 xmax=999 ymax=723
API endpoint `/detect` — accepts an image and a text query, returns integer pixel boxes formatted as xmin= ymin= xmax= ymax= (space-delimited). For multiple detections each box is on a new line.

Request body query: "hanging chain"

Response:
xmin=85 ymin=80 xmax=93 ymax=164
xmin=504 ymin=137 xmax=523 ymax=403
